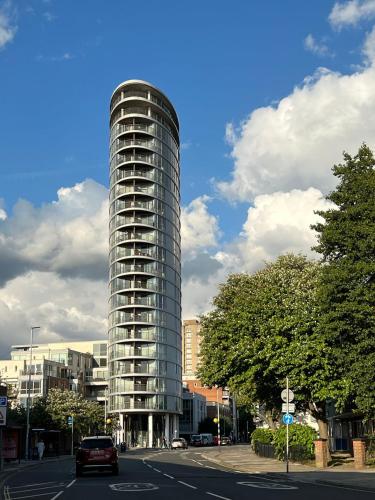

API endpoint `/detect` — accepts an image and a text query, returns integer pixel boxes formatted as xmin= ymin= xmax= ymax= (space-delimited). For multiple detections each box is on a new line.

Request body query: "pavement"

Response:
xmin=201 ymin=444 xmax=375 ymax=493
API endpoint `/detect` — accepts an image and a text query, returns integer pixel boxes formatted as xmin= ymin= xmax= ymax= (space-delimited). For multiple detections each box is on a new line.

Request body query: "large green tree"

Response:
xmin=198 ymin=254 xmax=334 ymax=440
xmin=45 ymin=388 xmax=105 ymax=436
xmin=312 ymin=144 xmax=375 ymax=417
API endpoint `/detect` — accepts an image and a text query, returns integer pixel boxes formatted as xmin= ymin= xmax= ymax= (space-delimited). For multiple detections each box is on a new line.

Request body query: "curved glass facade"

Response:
xmin=108 ymin=80 xmax=182 ymax=447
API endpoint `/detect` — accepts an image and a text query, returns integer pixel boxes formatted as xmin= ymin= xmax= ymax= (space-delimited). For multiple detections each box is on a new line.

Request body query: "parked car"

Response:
xmin=171 ymin=438 xmax=188 ymax=449
xmin=221 ymin=436 xmax=232 ymax=446
xmin=200 ymin=433 xmax=214 ymax=446
xmin=76 ymin=436 xmax=119 ymax=477
xmin=190 ymin=434 xmax=203 ymax=446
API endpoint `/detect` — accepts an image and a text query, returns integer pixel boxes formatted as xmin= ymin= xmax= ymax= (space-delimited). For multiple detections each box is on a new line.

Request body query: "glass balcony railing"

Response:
xmin=109 ymin=327 xmax=159 ymax=342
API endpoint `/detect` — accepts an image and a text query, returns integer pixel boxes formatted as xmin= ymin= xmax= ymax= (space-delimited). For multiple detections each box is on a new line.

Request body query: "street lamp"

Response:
xmin=25 ymin=326 xmax=40 ymax=460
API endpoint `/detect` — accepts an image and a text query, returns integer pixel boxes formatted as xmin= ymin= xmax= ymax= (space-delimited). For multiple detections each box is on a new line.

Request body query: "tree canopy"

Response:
xmin=312 ymin=144 xmax=375 ymax=417
xmin=198 ymin=254 xmax=334 ymax=434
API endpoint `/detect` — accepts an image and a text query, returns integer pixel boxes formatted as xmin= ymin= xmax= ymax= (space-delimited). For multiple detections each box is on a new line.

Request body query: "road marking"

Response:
xmin=66 ymin=479 xmax=76 ymax=488
xmin=205 ymin=465 xmax=217 ymax=469
xmin=206 ymin=492 xmax=232 ymax=500
xmin=9 ymin=482 xmax=59 ymax=489
xmin=163 ymin=473 xmax=174 ymax=479
xmin=237 ymin=481 xmax=298 ymax=490
xmin=153 ymin=468 xmax=161 ymax=472
xmin=51 ymin=493 xmax=64 ymax=500
xmin=110 ymin=483 xmax=158 ymax=492
xmin=11 ymin=484 xmax=65 ymax=493
xmin=178 ymin=481 xmax=197 ymax=489
xmin=12 ymin=492 xmax=59 ymax=500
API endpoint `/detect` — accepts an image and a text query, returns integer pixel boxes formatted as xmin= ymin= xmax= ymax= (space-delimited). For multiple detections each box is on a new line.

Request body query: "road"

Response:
xmin=3 ymin=449 xmax=374 ymax=500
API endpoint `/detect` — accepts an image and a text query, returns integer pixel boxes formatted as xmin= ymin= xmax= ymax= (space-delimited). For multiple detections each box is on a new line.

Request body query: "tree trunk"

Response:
xmin=316 ymin=418 xmax=331 ymax=462
xmin=309 ymin=401 xmax=331 ymax=463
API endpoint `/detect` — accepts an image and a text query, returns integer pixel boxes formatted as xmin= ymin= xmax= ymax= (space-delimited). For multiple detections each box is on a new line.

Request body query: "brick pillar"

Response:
xmin=352 ymin=439 xmax=366 ymax=469
xmin=314 ymin=439 xmax=328 ymax=468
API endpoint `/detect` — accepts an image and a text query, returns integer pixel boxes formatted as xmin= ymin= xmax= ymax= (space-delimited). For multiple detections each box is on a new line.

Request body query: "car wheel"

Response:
xmin=112 ymin=465 xmax=119 ymax=475
xmin=76 ymin=465 xmax=82 ymax=477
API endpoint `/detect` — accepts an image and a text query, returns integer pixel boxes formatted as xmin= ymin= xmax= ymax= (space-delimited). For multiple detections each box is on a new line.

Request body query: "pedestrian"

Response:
xmin=37 ymin=439 xmax=45 ymax=460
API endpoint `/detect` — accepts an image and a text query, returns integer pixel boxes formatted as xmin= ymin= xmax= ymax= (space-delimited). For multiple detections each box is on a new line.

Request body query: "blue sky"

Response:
xmin=1 ymin=0 xmax=375 ymax=350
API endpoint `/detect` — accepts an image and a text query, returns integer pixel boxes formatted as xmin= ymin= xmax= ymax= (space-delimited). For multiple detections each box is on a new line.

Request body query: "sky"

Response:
xmin=1 ymin=0 xmax=375 ymax=354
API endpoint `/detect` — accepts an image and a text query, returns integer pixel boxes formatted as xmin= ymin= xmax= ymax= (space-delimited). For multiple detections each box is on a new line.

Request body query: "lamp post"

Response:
xmin=25 ymin=326 xmax=40 ymax=460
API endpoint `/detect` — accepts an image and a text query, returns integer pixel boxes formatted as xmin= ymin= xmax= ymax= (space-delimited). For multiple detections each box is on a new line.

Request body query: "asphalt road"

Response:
xmin=3 ymin=449 xmax=375 ymax=500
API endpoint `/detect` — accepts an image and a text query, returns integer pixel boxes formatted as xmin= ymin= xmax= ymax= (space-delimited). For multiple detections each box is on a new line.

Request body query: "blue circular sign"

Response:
xmin=282 ymin=413 xmax=293 ymax=425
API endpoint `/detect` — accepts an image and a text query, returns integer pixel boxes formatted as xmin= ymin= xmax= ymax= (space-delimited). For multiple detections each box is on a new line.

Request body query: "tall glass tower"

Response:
xmin=108 ymin=80 xmax=182 ymax=447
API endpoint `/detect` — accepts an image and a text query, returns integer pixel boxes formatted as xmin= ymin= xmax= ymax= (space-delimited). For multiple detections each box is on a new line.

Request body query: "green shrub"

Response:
xmin=273 ymin=424 xmax=317 ymax=461
xmin=251 ymin=428 xmax=274 ymax=449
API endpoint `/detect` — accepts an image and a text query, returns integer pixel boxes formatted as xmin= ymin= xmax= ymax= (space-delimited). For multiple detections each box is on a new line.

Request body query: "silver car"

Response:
xmin=171 ymin=438 xmax=188 ymax=449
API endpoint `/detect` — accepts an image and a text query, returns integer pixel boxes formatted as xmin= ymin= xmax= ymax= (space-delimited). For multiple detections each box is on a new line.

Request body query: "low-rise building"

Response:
xmin=179 ymin=387 xmax=207 ymax=439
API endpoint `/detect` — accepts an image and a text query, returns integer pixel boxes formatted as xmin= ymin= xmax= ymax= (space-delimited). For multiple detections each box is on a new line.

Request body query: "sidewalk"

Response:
xmin=201 ymin=444 xmax=375 ymax=492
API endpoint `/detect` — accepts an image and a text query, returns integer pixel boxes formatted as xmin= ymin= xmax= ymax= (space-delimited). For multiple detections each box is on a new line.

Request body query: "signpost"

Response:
xmin=281 ymin=378 xmax=294 ymax=473
xmin=68 ymin=416 xmax=74 ymax=456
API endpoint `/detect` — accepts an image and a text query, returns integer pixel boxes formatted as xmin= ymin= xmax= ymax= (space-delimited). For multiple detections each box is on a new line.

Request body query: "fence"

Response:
xmin=254 ymin=442 xmax=276 ymax=459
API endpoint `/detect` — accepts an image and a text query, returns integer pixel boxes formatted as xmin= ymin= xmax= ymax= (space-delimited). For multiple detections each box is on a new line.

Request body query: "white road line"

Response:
xmin=51 ymin=492 xmax=64 ymax=500
xmin=9 ymin=482 xmax=58 ymax=489
xmin=11 ymin=492 xmax=59 ymax=500
xmin=163 ymin=473 xmax=174 ymax=479
xmin=66 ymin=479 xmax=76 ymax=488
xmin=206 ymin=492 xmax=232 ymax=500
xmin=153 ymin=468 xmax=161 ymax=472
xmin=205 ymin=466 xmax=217 ymax=469
xmin=178 ymin=481 xmax=197 ymax=489
xmin=10 ymin=485 xmax=63 ymax=494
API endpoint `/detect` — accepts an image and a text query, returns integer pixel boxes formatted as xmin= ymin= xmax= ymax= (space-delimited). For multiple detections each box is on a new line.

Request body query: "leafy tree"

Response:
xmin=45 ymin=388 xmax=104 ymax=437
xmin=198 ymin=255 xmax=334 ymax=442
xmin=312 ymin=144 xmax=375 ymax=417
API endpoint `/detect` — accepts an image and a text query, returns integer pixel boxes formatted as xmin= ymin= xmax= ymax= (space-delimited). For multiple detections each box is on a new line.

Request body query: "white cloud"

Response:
xmin=304 ymin=34 xmax=333 ymax=57
xmin=0 ymin=1 xmax=17 ymax=50
xmin=234 ymin=188 xmax=333 ymax=270
xmin=0 ymin=179 xmax=108 ymax=284
xmin=0 ymin=272 xmax=107 ymax=356
xmin=0 ymin=209 xmax=6 ymax=221
xmin=329 ymin=0 xmax=375 ymax=28
xmin=43 ymin=11 xmax=56 ymax=22
xmin=181 ymin=195 xmax=220 ymax=257
xmin=36 ymin=52 xmax=74 ymax=62
xmin=362 ymin=25 xmax=375 ymax=62
xmin=217 ymin=64 xmax=375 ymax=202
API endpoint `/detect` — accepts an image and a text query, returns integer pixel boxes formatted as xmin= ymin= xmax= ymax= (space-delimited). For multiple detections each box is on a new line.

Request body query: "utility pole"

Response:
xmin=217 ymin=388 xmax=221 ymax=446
xmin=286 ymin=377 xmax=289 ymax=473
xmin=25 ymin=326 xmax=40 ymax=460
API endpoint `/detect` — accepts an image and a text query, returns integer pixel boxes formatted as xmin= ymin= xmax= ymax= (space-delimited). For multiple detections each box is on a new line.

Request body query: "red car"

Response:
xmin=76 ymin=436 xmax=119 ymax=477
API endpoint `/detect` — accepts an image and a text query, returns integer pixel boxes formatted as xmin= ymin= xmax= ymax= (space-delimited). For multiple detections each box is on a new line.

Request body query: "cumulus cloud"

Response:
xmin=304 ymin=34 xmax=333 ymax=57
xmin=0 ymin=1 xmax=17 ymax=49
xmin=329 ymin=0 xmax=375 ymax=29
xmin=0 ymin=272 xmax=108 ymax=357
xmin=181 ymin=195 xmax=220 ymax=257
xmin=0 ymin=179 xmax=108 ymax=286
xmin=217 ymin=65 xmax=375 ymax=202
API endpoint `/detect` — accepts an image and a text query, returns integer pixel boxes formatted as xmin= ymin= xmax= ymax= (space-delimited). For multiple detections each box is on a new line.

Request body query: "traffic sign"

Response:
xmin=282 ymin=403 xmax=295 ymax=413
xmin=281 ymin=389 xmax=294 ymax=402
xmin=282 ymin=413 xmax=293 ymax=425
xmin=0 ymin=408 xmax=7 ymax=426
xmin=0 ymin=397 xmax=7 ymax=407
xmin=67 ymin=416 xmax=73 ymax=426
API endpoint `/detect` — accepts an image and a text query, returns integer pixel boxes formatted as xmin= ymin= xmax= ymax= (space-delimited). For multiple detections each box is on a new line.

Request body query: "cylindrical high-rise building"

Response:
xmin=108 ymin=80 xmax=182 ymax=447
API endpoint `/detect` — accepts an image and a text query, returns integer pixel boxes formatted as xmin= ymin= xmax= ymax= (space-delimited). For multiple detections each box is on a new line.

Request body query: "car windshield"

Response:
xmin=80 ymin=439 xmax=113 ymax=449
xmin=191 ymin=435 xmax=200 ymax=440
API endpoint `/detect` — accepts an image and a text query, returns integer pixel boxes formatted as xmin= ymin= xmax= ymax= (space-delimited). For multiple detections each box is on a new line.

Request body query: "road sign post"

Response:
xmin=68 ymin=416 xmax=74 ymax=456
xmin=281 ymin=378 xmax=294 ymax=474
